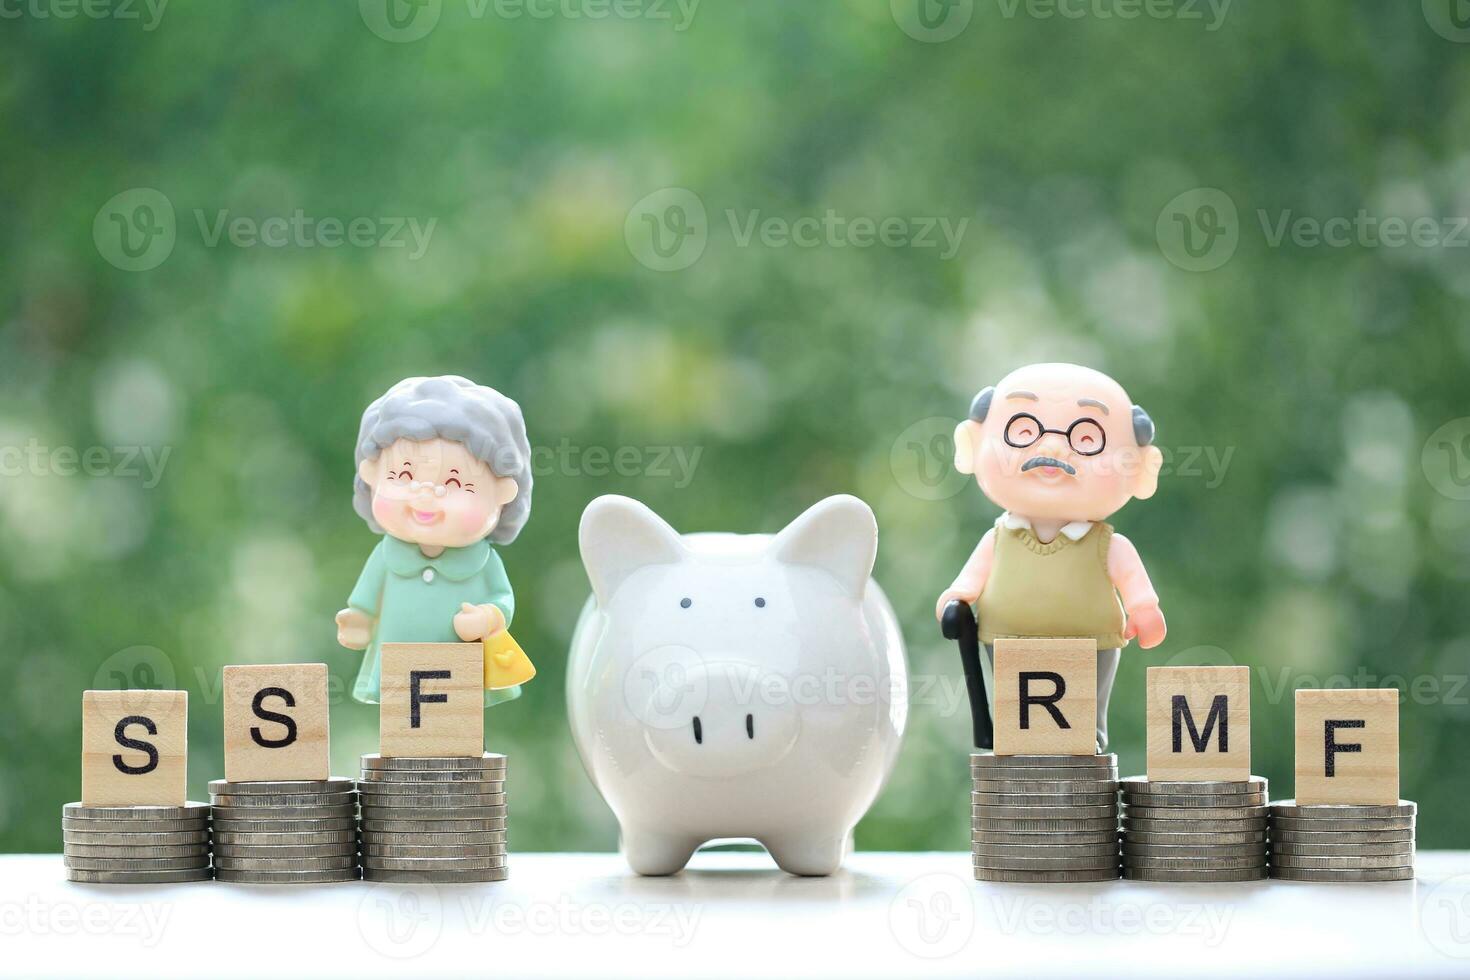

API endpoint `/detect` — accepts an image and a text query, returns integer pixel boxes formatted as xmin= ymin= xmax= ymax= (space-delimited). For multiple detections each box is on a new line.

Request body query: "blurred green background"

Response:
xmin=2 ymin=0 xmax=1468 ymax=854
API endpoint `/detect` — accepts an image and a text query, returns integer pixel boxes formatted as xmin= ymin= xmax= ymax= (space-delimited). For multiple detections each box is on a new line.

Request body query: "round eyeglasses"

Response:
xmin=1003 ymin=413 xmax=1106 ymax=456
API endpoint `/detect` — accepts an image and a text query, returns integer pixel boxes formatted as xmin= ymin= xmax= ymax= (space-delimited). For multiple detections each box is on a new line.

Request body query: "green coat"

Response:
xmin=347 ymin=534 xmax=520 ymax=707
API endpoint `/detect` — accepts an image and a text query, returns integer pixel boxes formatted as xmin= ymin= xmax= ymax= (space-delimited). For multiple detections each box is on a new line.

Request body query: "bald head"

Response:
xmin=970 ymin=362 xmax=1155 ymax=447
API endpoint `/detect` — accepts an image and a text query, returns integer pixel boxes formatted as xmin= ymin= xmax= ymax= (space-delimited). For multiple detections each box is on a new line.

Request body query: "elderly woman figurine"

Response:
xmin=336 ymin=375 xmax=534 ymax=707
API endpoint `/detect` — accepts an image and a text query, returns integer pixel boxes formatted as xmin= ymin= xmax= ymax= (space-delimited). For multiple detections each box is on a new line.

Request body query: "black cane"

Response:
xmin=941 ymin=599 xmax=992 ymax=750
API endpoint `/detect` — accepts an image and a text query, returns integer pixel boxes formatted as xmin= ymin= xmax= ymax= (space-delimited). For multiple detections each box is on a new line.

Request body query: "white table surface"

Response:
xmin=8 ymin=851 xmax=1470 ymax=978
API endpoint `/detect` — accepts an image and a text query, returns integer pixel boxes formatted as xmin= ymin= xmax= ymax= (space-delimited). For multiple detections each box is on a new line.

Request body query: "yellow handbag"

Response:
xmin=483 ymin=630 xmax=536 ymax=690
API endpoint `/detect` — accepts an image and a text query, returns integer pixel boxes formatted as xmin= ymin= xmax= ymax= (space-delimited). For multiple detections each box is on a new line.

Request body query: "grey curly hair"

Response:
xmin=353 ymin=376 xmax=533 ymax=545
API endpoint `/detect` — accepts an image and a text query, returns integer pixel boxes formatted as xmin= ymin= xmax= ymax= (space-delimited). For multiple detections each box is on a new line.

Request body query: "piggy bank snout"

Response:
xmin=640 ymin=662 xmax=800 ymax=778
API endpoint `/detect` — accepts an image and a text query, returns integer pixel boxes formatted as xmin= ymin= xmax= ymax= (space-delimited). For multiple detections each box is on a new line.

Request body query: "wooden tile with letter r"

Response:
xmin=992 ymin=638 xmax=1097 ymax=756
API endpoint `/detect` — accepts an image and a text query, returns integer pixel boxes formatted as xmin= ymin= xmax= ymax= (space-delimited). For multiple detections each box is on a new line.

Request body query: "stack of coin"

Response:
xmin=1268 ymin=799 xmax=1416 ymax=882
xmin=62 ymin=802 xmax=212 ymax=883
xmin=358 ymin=753 xmax=508 ymax=883
xmin=1119 ymin=776 xmax=1268 ymax=881
xmin=971 ymin=753 xmax=1120 ymax=882
xmin=209 ymin=778 xmax=360 ymax=883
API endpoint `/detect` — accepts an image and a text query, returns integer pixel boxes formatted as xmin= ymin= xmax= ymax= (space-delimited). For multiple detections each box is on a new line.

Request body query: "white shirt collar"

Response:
xmin=1000 ymin=511 xmax=1094 ymax=542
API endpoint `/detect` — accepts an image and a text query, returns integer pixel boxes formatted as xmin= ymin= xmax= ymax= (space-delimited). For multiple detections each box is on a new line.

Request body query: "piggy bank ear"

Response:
xmin=579 ymin=495 xmax=687 ymax=604
xmin=771 ymin=495 xmax=877 ymax=599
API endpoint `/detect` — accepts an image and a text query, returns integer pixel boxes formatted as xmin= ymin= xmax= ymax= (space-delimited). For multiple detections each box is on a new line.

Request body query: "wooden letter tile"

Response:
xmin=380 ymin=643 xmax=484 ymax=758
xmin=1146 ymin=666 xmax=1250 ymax=782
xmin=1294 ymin=688 xmax=1399 ymax=805
xmin=992 ymin=638 xmax=1097 ymax=756
xmin=81 ymin=690 xmax=188 ymax=806
xmin=222 ymin=663 xmax=331 ymax=782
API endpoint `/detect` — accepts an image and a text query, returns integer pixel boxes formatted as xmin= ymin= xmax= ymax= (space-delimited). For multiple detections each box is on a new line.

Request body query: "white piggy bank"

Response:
xmin=567 ymin=494 xmax=908 ymax=876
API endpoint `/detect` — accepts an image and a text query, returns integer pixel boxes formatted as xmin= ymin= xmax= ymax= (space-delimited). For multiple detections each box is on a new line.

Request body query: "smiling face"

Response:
xmin=358 ymin=437 xmax=520 ymax=549
xmin=954 ymin=363 xmax=1163 ymax=523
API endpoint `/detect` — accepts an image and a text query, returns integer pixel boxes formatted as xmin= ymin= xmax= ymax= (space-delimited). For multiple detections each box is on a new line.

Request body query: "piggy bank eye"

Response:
xmin=754 ymin=597 xmax=766 ymax=608
xmin=679 ymin=597 xmax=692 ymax=609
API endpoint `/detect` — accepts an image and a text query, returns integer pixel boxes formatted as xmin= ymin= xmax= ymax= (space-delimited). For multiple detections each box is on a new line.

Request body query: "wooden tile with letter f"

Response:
xmin=379 ymin=643 xmax=484 ymax=758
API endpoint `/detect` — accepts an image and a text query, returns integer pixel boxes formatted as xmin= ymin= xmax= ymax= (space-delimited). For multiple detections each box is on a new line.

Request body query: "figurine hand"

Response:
xmin=454 ymin=602 xmax=506 ymax=642
xmin=335 ymin=608 xmax=374 ymax=650
xmin=935 ymin=588 xmax=979 ymax=622
xmin=1124 ymin=602 xmax=1167 ymax=649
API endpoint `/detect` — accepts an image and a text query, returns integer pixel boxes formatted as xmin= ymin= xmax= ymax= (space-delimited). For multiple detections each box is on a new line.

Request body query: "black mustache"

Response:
xmin=1021 ymin=456 xmax=1076 ymax=476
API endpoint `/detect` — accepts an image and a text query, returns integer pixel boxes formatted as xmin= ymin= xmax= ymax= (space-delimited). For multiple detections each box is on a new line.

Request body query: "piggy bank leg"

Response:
xmin=621 ymin=826 xmax=701 ymax=876
xmin=762 ymin=829 xmax=850 ymax=877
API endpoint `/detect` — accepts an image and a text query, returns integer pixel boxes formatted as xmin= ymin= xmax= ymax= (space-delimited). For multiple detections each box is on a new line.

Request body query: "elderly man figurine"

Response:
xmin=936 ymin=362 xmax=1166 ymax=750
xmin=336 ymin=375 xmax=534 ymax=707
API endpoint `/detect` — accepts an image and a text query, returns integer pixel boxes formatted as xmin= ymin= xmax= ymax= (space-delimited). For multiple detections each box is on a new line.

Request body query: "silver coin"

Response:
xmin=1123 ymin=830 xmax=1265 ymax=846
xmin=363 ymin=844 xmax=508 ymax=859
xmin=360 ymin=792 xmax=505 ymax=809
xmin=1123 ymin=854 xmax=1265 ymax=871
xmin=973 ymin=792 xmax=1117 ymax=807
xmin=67 ymin=868 xmax=213 ymax=884
xmin=1120 ymin=793 xmax=1265 ymax=808
xmin=214 ymin=855 xmax=358 ymax=872
xmin=63 ymin=802 xmax=210 ymax=820
xmin=361 ymin=753 xmax=507 ymax=771
xmin=1270 ymin=841 xmax=1414 ymax=857
xmin=975 ymin=816 xmax=1118 ymax=833
xmin=215 ymin=868 xmax=360 ymax=884
xmin=972 ymin=804 xmax=1116 ymax=819
xmin=63 ymin=843 xmax=210 ymax=859
xmin=364 ymin=867 xmax=509 ymax=883
xmin=1269 ymin=866 xmax=1414 ymax=882
xmin=1268 ymin=828 xmax=1414 ymax=845
xmin=973 ymin=831 xmax=1118 ymax=846
xmin=973 ymin=778 xmax=1119 ymax=794
xmin=208 ymin=778 xmax=355 ymax=795
xmin=1118 ymin=776 xmax=1268 ymax=795
xmin=1123 ymin=805 xmax=1266 ymax=821
xmin=363 ymin=830 xmax=507 ymax=845
xmin=1269 ymin=853 xmax=1415 ymax=871
xmin=974 ymin=866 xmax=1118 ymax=882
xmin=64 ymin=855 xmax=210 ymax=871
xmin=210 ymin=804 xmax=356 ymax=820
xmin=975 ymin=857 xmax=1119 ymax=872
xmin=362 ymin=818 xmax=508 ymax=833
xmin=1269 ymin=799 xmax=1416 ymax=819
xmin=211 ymin=792 xmax=356 ymax=807
xmin=360 ymin=768 xmax=509 ymax=784
xmin=355 ymin=779 xmax=504 ymax=794
xmin=972 ymin=769 xmax=1120 ymax=784
xmin=363 ymin=855 xmax=508 ymax=871
xmin=1122 ymin=842 xmax=1266 ymax=858
xmin=361 ymin=805 xmax=507 ymax=821
xmin=61 ymin=817 xmax=208 ymax=834
xmin=971 ymin=754 xmax=1116 ymax=769
xmin=1123 ymin=819 xmax=1268 ymax=835
xmin=63 ymin=830 xmax=210 ymax=845
xmin=211 ymin=818 xmax=356 ymax=834
xmin=213 ymin=844 xmax=358 ymax=859
xmin=1270 ymin=816 xmax=1414 ymax=832
xmin=213 ymin=830 xmax=358 ymax=846
xmin=1123 ymin=866 xmax=1266 ymax=882
xmin=973 ymin=842 xmax=1117 ymax=858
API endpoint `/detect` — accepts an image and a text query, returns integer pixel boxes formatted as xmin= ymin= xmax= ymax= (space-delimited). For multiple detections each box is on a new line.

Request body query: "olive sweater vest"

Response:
xmin=976 ymin=518 xmax=1127 ymax=649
